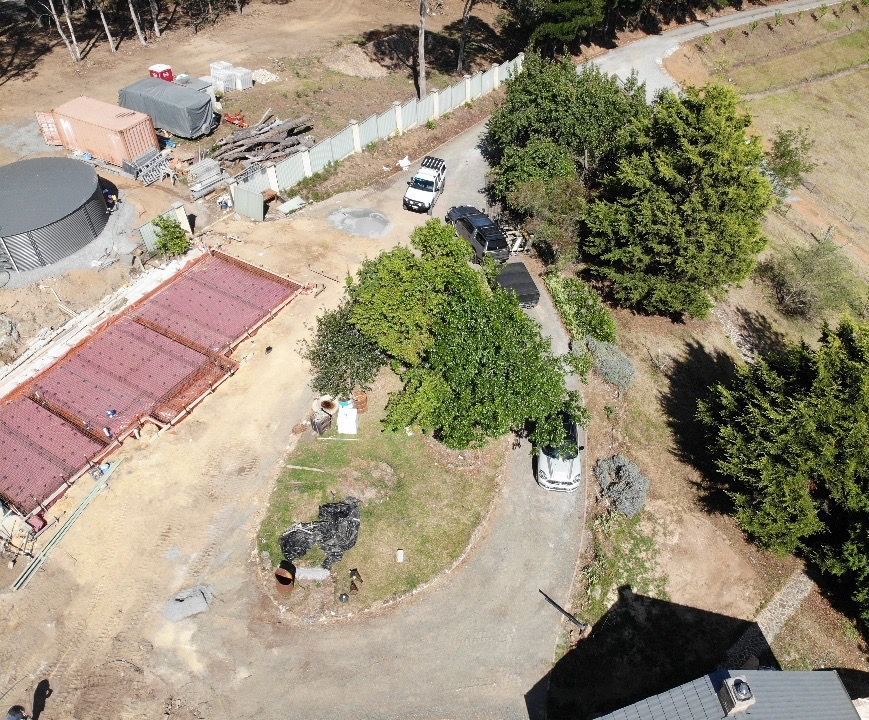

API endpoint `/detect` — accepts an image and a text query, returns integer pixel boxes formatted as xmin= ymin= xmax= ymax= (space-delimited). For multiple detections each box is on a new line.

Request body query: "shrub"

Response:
xmin=756 ymin=238 xmax=865 ymax=319
xmin=594 ymin=454 xmax=650 ymax=517
xmin=545 ymin=274 xmax=617 ymax=342
xmin=153 ymin=216 xmax=191 ymax=256
xmin=587 ymin=337 xmax=635 ymax=391
xmin=302 ymin=302 xmax=385 ymax=398
xmin=766 ymin=127 xmax=816 ymax=191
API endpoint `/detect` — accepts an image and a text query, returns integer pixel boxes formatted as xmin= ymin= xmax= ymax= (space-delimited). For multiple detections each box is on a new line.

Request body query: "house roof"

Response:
xmin=599 ymin=670 xmax=859 ymax=720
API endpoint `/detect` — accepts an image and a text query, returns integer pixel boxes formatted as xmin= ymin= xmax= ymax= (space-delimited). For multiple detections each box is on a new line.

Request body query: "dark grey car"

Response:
xmin=444 ymin=206 xmax=510 ymax=263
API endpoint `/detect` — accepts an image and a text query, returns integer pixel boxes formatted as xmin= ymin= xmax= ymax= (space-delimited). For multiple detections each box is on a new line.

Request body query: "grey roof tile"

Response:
xmin=597 ymin=670 xmax=859 ymax=720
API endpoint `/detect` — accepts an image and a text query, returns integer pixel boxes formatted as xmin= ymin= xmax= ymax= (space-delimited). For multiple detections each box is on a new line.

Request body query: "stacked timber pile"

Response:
xmin=211 ymin=114 xmax=313 ymax=167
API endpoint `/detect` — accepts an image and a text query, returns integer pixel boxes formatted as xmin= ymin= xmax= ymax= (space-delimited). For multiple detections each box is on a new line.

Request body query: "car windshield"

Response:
xmin=410 ymin=177 xmax=435 ymax=191
xmin=542 ymin=414 xmax=579 ymax=460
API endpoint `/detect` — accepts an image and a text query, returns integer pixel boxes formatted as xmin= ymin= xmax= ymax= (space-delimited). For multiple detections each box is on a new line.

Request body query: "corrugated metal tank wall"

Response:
xmin=0 ymin=186 xmax=107 ymax=271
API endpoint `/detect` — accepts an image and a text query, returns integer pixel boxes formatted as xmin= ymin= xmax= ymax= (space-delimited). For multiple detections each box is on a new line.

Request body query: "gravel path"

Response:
xmin=723 ymin=568 xmax=815 ymax=668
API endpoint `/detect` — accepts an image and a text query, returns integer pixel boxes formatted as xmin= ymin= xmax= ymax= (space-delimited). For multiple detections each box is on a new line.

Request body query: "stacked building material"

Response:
xmin=187 ymin=158 xmax=229 ymax=198
xmin=208 ymin=60 xmax=254 ymax=93
xmin=211 ymin=115 xmax=313 ymax=165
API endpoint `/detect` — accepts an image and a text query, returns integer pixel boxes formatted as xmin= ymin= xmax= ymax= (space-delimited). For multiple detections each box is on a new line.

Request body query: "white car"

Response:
xmin=536 ymin=414 xmax=584 ymax=492
xmin=403 ymin=156 xmax=446 ymax=213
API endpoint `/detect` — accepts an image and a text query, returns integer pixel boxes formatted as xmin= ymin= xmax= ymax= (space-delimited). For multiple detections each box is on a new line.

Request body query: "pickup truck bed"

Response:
xmin=495 ymin=261 xmax=540 ymax=308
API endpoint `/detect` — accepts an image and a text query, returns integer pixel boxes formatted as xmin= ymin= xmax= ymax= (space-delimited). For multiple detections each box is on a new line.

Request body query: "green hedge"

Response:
xmin=545 ymin=274 xmax=617 ymax=343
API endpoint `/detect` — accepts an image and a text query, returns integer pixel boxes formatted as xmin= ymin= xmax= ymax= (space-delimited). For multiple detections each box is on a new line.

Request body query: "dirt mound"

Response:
xmin=326 ymin=44 xmax=389 ymax=79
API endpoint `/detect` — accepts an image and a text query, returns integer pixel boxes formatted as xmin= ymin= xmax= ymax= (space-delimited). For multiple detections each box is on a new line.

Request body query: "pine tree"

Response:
xmin=585 ymin=84 xmax=774 ymax=318
xmin=699 ymin=319 xmax=869 ymax=621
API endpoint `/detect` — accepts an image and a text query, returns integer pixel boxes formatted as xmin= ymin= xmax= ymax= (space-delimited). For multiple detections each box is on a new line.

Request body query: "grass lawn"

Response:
xmin=258 ymin=375 xmax=505 ymax=610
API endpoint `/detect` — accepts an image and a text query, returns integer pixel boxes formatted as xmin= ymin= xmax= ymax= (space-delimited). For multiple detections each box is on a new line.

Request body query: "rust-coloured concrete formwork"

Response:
xmin=0 ymin=251 xmax=301 ymax=524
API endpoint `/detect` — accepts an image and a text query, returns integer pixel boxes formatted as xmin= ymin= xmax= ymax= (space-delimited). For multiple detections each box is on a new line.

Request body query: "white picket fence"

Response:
xmin=229 ymin=53 xmax=526 ymax=219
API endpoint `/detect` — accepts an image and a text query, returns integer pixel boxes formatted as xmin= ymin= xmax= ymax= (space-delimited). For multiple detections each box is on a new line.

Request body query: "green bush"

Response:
xmin=565 ymin=348 xmax=593 ymax=382
xmin=756 ymin=238 xmax=865 ymax=319
xmin=544 ymin=274 xmax=617 ymax=342
xmin=153 ymin=216 xmax=191 ymax=256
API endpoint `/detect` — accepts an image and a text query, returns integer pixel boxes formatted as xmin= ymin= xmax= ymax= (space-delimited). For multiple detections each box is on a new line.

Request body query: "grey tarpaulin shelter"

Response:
xmin=119 ymin=78 xmax=215 ymax=139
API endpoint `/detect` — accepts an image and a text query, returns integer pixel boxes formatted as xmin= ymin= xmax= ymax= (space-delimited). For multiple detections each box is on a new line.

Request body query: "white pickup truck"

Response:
xmin=403 ymin=156 xmax=446 ymax=213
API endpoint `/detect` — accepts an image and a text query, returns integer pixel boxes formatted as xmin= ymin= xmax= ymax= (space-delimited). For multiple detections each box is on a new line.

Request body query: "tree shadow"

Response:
xmin=0 ymin=5 xmax=58 ymax=87
xmin=734 ymin=306 xmax=789 ymax=360
xmin=834 ymin=668 xmax=869 ymax=699
xmin=529 ymin=587 xmax=777 ymax=720
xmin=360 ymin=15 xmax=511 ymax=88
xmin=658 ymin=340 xmax=738 ymax=511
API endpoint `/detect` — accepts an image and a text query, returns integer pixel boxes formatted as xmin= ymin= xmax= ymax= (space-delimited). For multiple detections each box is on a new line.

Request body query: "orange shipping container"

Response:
xmin=52 ymin=96 xmax=159 ymax=167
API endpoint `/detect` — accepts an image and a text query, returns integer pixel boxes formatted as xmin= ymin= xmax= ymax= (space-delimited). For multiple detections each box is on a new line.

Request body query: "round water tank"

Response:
xmin=0 ymin=157 xmax=108 ymax=273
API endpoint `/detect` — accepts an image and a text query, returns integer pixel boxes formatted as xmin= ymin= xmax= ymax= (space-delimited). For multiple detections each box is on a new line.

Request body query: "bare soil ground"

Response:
xmin=0 ymin=0 xmax=503 ymax=164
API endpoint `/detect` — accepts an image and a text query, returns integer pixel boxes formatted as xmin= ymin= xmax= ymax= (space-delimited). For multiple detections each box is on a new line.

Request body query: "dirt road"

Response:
xmin=593 ymin=0 xmax=835 ymax=98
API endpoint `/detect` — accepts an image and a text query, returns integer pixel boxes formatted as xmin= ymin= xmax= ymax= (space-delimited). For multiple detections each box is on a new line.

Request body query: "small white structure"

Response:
xmin=336 ymin=402 xmax=358 ymax=435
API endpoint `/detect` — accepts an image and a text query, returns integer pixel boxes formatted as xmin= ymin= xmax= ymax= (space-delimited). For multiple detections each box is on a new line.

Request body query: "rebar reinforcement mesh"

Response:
xmin=0 ymin=252 xmax=301 ymax=516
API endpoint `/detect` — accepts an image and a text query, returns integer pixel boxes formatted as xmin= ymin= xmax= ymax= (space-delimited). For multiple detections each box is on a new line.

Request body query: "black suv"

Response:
xmin=444 ymin=206 xmax=510 ymax=263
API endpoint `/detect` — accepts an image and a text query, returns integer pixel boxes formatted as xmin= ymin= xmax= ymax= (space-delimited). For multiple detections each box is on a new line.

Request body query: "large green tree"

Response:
xmin=386 ymin=280 xmax=583 ymax=448
xmin=302 ymin=302 xmax=384 ymax=398
xmin=344 ymin=219 xmax=582 ymax=450
xmin=699 ymin=319 xmax=869 ymax=621
xmin=347 ymin=221 xmax=479 ymax=365
xmin=584 ymin=84 xmax=774 ymax=318
xmin=487 ymin=53 xmax=647 ymax=193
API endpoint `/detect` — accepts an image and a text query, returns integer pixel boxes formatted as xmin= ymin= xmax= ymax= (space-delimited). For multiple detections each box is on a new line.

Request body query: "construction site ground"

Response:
xmin=0 ymin=120 xmax=537 ymax=719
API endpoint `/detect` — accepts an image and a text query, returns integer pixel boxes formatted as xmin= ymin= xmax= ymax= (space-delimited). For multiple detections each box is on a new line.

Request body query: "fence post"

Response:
xmin=349 ymin=119 xmax=362 ymax=153
xmin=515 ymin=52 xmax=525 ymax=71
xmin=266 ymin=164 xmax=280 ymax=191
xmin=493 ymin=63 xmax=501 ymax=88
xmin=464 ymin=74 xmax=472 ymax=103
xmin=431 ymin=88 xmax=440 ymax=119
xmin=393 ymin=101 xmax=403 ymax=135
xmin=301 ymin=149 xmax=313 ymax=178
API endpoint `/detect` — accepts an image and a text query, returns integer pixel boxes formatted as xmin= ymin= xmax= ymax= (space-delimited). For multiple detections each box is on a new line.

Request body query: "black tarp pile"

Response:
xmin=280 ymin=497 xmax=361 ymax=569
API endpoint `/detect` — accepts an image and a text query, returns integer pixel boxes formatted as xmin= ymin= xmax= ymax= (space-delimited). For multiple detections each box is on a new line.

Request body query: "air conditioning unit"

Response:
xmin=718 ymin=676 xmax=757 ymax=716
